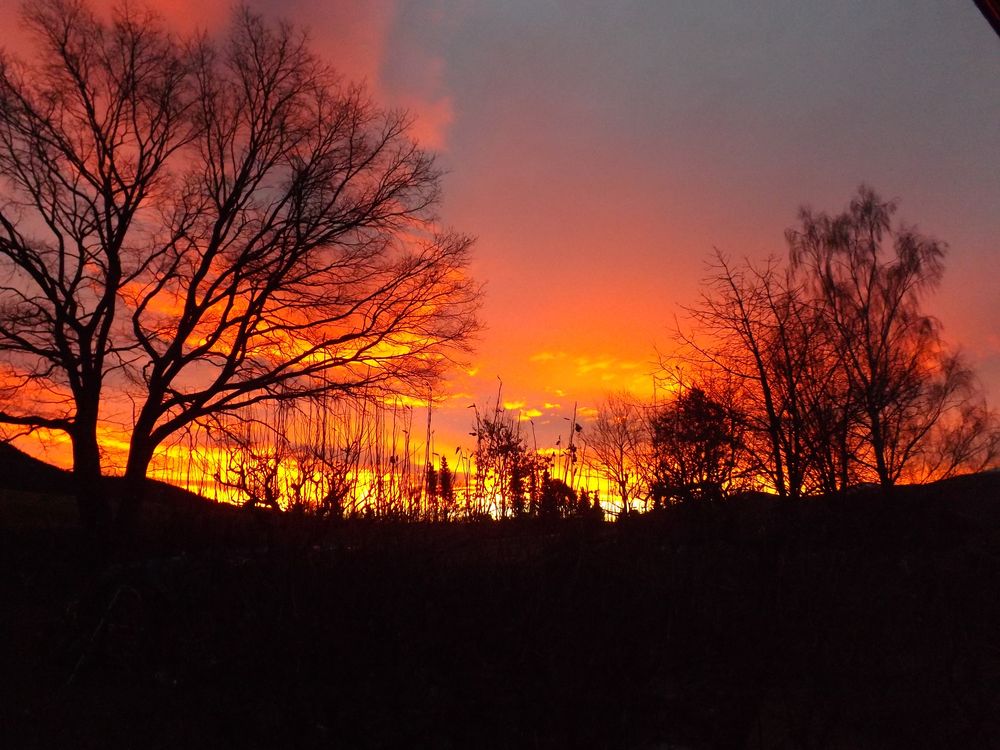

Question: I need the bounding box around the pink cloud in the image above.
[1,0,451,148]
[395,92,454,150]
[255,1,455,151]
[259,0,396,92]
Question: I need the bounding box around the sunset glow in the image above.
[1,0,997,508]
[5,6,1000,747]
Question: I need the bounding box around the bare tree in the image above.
[0,0,192,529]
[437,456,456,520]
[118,10,478,522]
[795,316,859,495]
[0,1,479,530]
[584,392,648,515]
[649,385,746,505]
[214,412,286,511]
[674,187,995,499]
[469,394,536,518]
[679,253,818,498]
[787,186,980,487]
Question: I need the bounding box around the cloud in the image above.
[253,0,396,88]
[52,1,454,151]
[375,2,459,151]
[530,351,563,362]
[142,0,231,34]
[575,357,613,375]
[383,37,454,149]
[396,94,453,151]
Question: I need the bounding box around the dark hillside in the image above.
[2,462,999,749]
[0,442,74,493]
[0,442,234,531]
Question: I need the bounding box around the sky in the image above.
[2,0,998,467]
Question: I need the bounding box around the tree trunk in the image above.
[71,385,108,535]
[618,478,630,517]
[868,407,892,488]
[116,434,157,534]
[71,423,109,536]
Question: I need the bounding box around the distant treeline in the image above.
[163,188,997,519]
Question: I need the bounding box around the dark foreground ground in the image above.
[2,459,999,748]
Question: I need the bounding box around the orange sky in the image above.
[2,0,998,471]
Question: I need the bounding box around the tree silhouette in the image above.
[438,456,455,521]
[0,0,192,530]
[216,416,285,511]
[649,386,744,505]
[676,187,997,496]
[680,254,820,498]
[468,396,544,518]
[0,1,479,531]
[584,393,648,515]
[787,186,984,486]
[537,470,577,520]
[425,461,439,521]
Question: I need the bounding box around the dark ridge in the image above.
[3,458,999,748]
[0,441,73,493]
[0,441,219,509]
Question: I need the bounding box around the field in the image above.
[2,449,1000,749]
